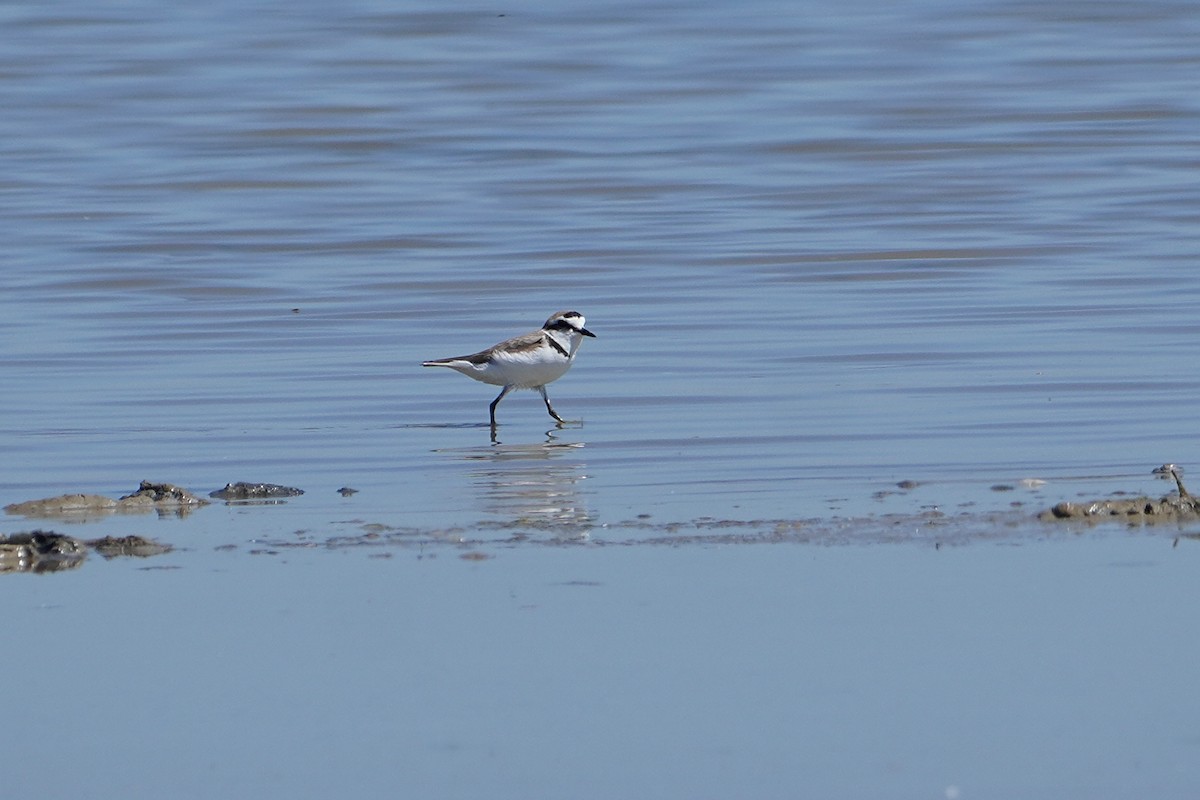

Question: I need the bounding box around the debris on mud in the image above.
[0,531,87,573]
[209,482,305,501]
[1040,465,1200,523]
[5,481,208,519]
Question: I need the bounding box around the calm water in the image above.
[3,0,1200,796]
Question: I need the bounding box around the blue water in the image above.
[9,536,1200,799]
[3,0,1200,796]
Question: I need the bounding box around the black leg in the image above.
[538,386,565,424]
[489,385,513,427]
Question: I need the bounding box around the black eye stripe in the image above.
[544,314,585,333]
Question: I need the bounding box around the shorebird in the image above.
[422,310,595,428]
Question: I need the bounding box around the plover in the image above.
[422,310,596,428]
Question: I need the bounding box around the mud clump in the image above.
[1,530,173,573]
[209,482,304,501]
[1041,496,1200,522]
[86,535,173,559]
[119,481,208,508]
[5,481,208,519]
[1041,466,1200,523]
[4,494,118,516]
[0,531,87,573]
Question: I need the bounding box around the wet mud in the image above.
[0,531,87,574]
[5,480,306,520]
[4,481,208,519]
[209,482,305,501]
[0,531,173,573]
[87,535,174,559]
[1042,495,1200,522]
[5,466,1200,573]
[228,508,1045,558]
[1039,466,1200,524]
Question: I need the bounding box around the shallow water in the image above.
[3,0,1200,796]
[9,535,1200,799]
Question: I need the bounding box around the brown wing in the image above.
[424,328,551,365]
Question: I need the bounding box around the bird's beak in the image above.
[580,327,596,338]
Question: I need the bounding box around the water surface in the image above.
[3,0,1200,796]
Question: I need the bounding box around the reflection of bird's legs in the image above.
[538,386,565,424]
[489,385,513,427]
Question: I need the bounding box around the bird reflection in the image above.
[440,431,593,537]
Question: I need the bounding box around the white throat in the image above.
[548,328,583,358]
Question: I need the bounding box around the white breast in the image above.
[486,345,574,388]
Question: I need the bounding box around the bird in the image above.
[422,310,596,428]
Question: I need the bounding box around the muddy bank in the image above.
[212,466,1200,557]
[229,508,1046,557]
[4,481,208,519]
[4,479,306,519]
[1039,466,1200,524]
[2,501,1193,574]
[5,466,1200,572]
[1042,495,1200,523]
